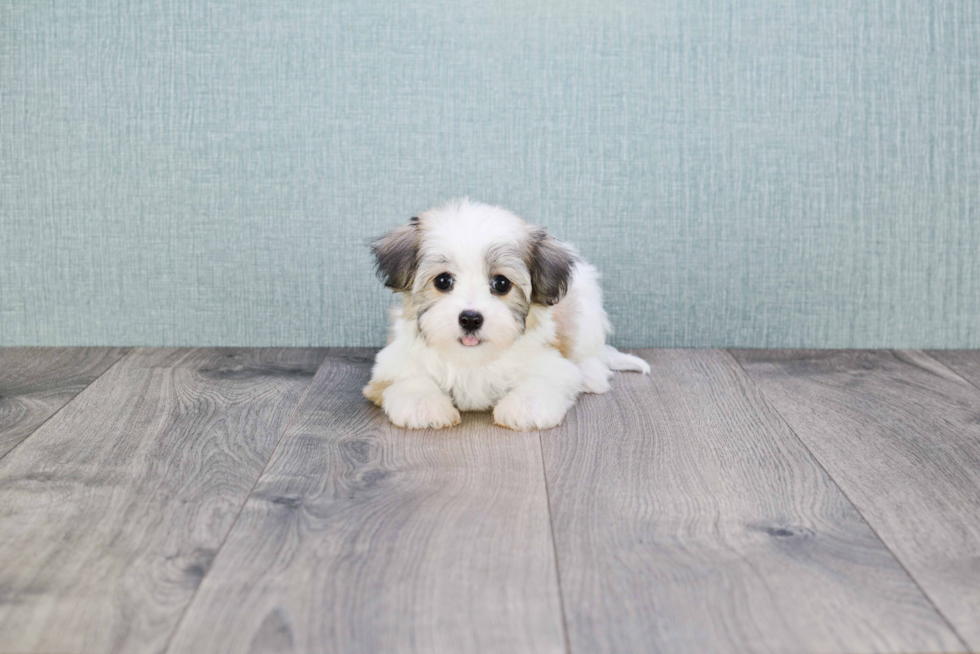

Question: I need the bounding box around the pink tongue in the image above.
[461,335,480,347]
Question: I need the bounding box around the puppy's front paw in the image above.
[384,391,460,430]
[579,357,612,394]
[493,392,569,431]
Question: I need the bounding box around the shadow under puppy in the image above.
[364,198,649,430]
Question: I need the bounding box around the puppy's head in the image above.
[372,198,575,362]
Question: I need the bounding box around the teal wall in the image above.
[2,1,978,348]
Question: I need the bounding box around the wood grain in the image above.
[0,347,129,459]
[0,347,326,653]
[732,348,980,651]
[927,350,980,390]
[166,349,565,654]
[542,349,965,654]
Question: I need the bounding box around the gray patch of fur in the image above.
[528,229,576,306]
[371,221,420,292]
[485,243,532,329]
[508,285,530,330]
[414,291,440,333]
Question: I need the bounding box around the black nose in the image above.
[458,310,484,332]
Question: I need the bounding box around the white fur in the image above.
[366,198,649,430]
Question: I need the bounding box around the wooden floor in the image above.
[1,349,979,654]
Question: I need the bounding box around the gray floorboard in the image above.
[0,347,129,459]
[542,349,965,654]
[927,349,980,391]
[0,348,326,653]
[732,348,980,651]
[3,348,980,654]
[165,349,566,654]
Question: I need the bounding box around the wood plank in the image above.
[927,350,980,390]
[543,349,965,654]
[166,349,566,654]
[0,347,129,459]
[0,347,327,653]
[732,349,980,651]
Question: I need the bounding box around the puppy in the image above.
[363,198,650,430]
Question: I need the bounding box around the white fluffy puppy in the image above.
[364,198,649,430]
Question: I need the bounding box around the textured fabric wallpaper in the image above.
[1,0,978,347]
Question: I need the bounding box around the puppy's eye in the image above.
[491,275,512,295]
[434,272,454,292]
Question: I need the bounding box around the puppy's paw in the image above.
[384,391,460,430]
[579,357,612,394]
[493,392,569,431]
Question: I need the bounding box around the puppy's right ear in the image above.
[371,217,421,292]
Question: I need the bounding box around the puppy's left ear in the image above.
[371,217,421,292]
[528,229,576,306]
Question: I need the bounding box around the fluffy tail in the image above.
[603,346,650,374]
